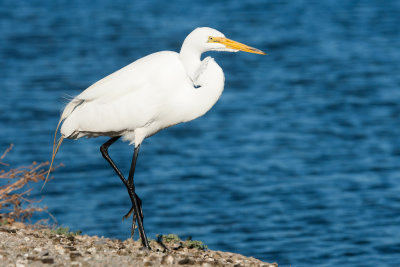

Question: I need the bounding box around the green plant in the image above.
[156,234,208,250]
[185,239,208,250]
[51,226,82,237]
[161,234,181,243]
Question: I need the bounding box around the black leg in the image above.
[101,136,136,218]
[127,145,150,249]
[100,137,150,249]
[126,145,144,221]
[100,136,128,187]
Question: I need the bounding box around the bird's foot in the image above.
[122,206,139,238]
[122,206,134,221]
[122,194,144,221]
[123,193,144,239]
[130,215,138,238]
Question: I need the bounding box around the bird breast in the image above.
[175,57,225,124]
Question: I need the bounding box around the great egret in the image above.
[46,27,265,249]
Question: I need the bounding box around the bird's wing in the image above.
[76,53,161,103]
[59,54,151,121]
[58,51,191,137]
[60,51,186,119]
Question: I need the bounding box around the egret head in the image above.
[181,27,266,55]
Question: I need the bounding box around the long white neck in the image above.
[179,46,225,123]
[180,42,202,81]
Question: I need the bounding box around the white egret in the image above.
[46,27,265,248]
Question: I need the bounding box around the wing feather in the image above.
[76,51,181,104]
[59,51,190,137]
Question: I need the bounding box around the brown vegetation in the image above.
[0,144,56,224]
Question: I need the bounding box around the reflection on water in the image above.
[2,0,400,265]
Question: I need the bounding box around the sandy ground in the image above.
[0,223,277,267]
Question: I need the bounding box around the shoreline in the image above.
[0,223,277,267]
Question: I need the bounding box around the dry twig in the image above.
[0,144,58,224]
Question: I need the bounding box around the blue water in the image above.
[2,0,400,265]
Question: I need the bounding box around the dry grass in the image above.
[0,144,57,224]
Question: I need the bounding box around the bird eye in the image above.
[208,36,214,42]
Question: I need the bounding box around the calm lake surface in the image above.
[2,0,400,266]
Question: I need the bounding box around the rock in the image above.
[94,239,107,246]
[12,222,26,229]
[70,252,83,259]
[161,254,175,265]
[178,257,193,265]
[39,251,50,257]
[33,247,42,253]
[15,259,27,267]
[41,258,54,264]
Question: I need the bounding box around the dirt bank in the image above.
[0,223,277,267]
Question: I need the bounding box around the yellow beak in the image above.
[210,37,266,55]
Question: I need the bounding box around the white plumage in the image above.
[60,52,223,145]
[45,27,265,247]
[53,27,264,147]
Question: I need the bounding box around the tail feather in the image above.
[43,136,64,190]
[52,118,63,159]
[43,98,83,190]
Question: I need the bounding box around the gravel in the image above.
[0,223,277,267]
